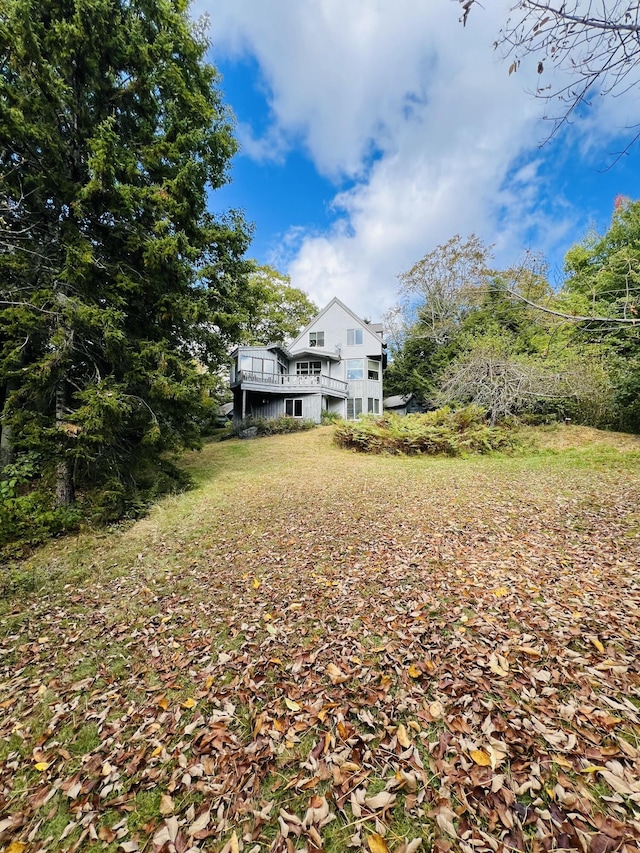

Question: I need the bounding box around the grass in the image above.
[1,424,640,851]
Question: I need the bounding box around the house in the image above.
[230,297,385,424]
[383,393,425,416]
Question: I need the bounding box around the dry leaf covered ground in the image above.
[2,426,640,853]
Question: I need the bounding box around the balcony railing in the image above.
[236,370,348,393]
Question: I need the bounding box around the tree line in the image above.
[384,198,640,430]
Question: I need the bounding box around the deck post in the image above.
[242,389,246,420]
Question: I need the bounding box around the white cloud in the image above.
[201,0,633,317]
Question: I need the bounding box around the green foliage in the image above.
[560,198,640,430]
[387,238,622,429]
[321,410,342,424]
[239,264,318,344]
[237,416,316,436]
[0,456,80,559]
[0,0,255,548]
[334,406,519,456]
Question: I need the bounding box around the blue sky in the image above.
[202,1,640,318]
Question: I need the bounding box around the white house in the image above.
[230,298,385,424]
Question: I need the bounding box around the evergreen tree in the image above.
[0,0,253,515]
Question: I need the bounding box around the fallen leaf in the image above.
[160,793,174,815]
[367,832,390,853]
[326,662,349,684]
[284,697,301,712]
[469,749,491,766]
[365,791,396,810]
[397,723,411,748]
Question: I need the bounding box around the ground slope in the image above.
[1,426,640,853]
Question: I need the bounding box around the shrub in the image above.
[333,406,519,456]
[235,416,316,436]
[0,460,81,560]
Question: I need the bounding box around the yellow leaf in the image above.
[252,577,260,589]
[5,843,28,853]
[204,676,214,691]
[489,653,509,677]
[397,723,411,748]
[516,646,542,658]
[590,637,605,654]
[152,745,163,757]
[470,749,491,766]
[230,830,240,853]
[326,663,349,684]
[493,586,509,597]
[407,664,421,679]
[284,697,301,712]
[367,832,390,853]
[34,761,49,772]
[581,765,606,773]
[157,696,169,710]
[182,697,196,709]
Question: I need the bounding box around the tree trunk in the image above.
[55,379,75,505]
[0,380,16,471]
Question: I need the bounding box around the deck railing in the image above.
[238,371,348,393]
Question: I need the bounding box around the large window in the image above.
[346,359,364,380]
[285,399,303,418]
[367,359,380,381]
[296,361,321,375]
[347,328,363,346]
[368,397,380,414]
[240,356,274,374]
[309,331,324,347]
[346,398,363,419]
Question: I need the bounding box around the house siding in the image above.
[232,298,384,424]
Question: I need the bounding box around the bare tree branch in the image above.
[458,1,640,152]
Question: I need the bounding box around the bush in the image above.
[321,410,342,424]
[333,406,520,456]
[235,416,316,436]
[0,458,81,560]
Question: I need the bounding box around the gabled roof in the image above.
[289,297,384,351]
[384,394,415,409]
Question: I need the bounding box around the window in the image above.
[346,398,363,419]
[240,356,274,374]
[368,398,380,414]
[347,328,363,346]
[285,398,303,418]
[346,359,364,380]
[309,331,324,347]
[367,359,380,381]
[296,361,321,375]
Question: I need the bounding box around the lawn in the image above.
[1,425,640,853]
